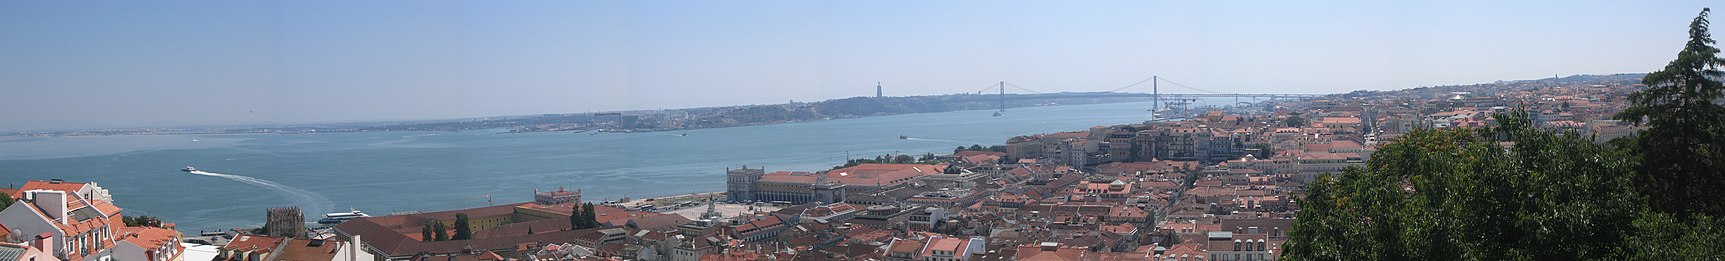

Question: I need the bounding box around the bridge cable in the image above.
[1155,77,1228,95]
[1103,76,1158,93]
[973,82,1006,94]
[1002,82,1046,94]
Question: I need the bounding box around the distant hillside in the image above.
[1333,73,1645,100]
[363,92,1158,133]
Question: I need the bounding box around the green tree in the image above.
[1616,7,1725,218]
[0,193,11,210]
[581,202,599,228]
[954,146,966,154]
[570,203,584,229]
[421,221,434,241]
[1285,115,1307,128]
[452,213,472,240]
[430,219,449,241]
[968,144,984,151]
[122,216,163,227]
[1283,110,1638,260]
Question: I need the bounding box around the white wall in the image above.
[0,201,66,259]
[110,242,147,261]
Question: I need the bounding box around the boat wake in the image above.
[187,170,333,214]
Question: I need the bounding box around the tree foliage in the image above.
[122,215,164,227]
[576,202,599,229]
[1616,7,1725,218]
[1285,115,1308,128]
[576,203,589,229]
[1287,9,1725,260]
[428,219,449,241]
[571,203,601,229]
[421,221,434,242]
[452,213,473,240]
[1284,111,1639,260]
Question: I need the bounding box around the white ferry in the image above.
[317,210,369,224]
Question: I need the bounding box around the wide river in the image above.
[0,100,1238,231]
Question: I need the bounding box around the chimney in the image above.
[27,190,68,224]
[33,232,52,255]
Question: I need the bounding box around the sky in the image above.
[0,1,1714,131]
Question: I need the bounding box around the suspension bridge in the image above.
[961,76,1324,120]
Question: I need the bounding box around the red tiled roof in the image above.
[758,163,943,187]
[888,238,925,254]
[922,237,963,257]
[273,238,343,261]
[117,227,180,250]
[90,201,122,216]
[19,180,85,196]
[223,235,286,253]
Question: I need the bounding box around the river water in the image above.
[0,100,1241,231]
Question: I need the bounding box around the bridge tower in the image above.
[1151,76,1159,121]
[998,81,1006,112]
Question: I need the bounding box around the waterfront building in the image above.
[533,187,580,205]
[723,166,764,203]
[263,207,305,239]
[727,163,942,205]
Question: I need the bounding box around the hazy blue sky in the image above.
[0,1,1713,131]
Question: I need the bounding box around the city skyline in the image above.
[0,1,1712,131]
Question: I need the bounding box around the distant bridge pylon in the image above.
[971,76,1324,118]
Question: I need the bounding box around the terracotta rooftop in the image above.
[757,163,944,187]
[223,235,286,253]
